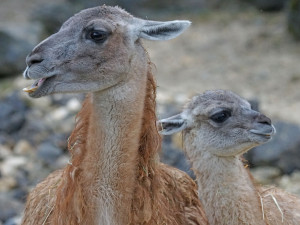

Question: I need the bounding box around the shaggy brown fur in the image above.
[258,186,300,225]
[21,68,207,225]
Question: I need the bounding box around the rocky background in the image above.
[0,0,300,224]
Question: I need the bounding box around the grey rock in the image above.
[0,194,23,222]
[44,133,68,151]
[10,188,28,203]
[13,140,34,155]
[0,144,11,160]
[0,156,27,177]
[246,121,300,174]
[0,134,15,147]
[37,142,63,165]
[17,120,51,144]
[0,176,17,192]
[14,169,30,189]
[0,30,32,77]
[0,92,27,134]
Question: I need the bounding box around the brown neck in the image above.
[85,83,146,224]
[189,150,266,225]
[52,64,154,224]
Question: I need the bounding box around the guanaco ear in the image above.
[138,20,191,41]
[157,114,187,135]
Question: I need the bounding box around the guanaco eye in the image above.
[210,110,231,123]
[89,30,109,43]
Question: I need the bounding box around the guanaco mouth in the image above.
[23,78,47,93]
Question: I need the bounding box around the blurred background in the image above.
[0,0,300,224]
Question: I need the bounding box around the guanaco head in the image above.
[158,90,276,157]
[23,5,191,98]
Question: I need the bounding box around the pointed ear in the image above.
[138,20,191,41]
[157,114,187,135]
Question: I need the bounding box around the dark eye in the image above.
[210,110,231,123]
[89,30,108,43]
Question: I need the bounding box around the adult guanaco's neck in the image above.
[188,149,266,225]
[84,77,146,224]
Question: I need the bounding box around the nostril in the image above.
[260,121,271,125]
[26,55,44,67]
[31,59,43,64]
[257,114,272,125]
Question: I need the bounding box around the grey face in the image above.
[23,6,191,98]
[158,90,276,157]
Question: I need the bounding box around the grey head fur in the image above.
[159,90,276,157]
[23,5,191,98]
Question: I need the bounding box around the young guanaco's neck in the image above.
[186,147,266,225]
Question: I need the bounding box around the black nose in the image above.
[26,54,44,67]
[256,114,272,125]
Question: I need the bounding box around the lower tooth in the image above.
[23,86,38,93]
